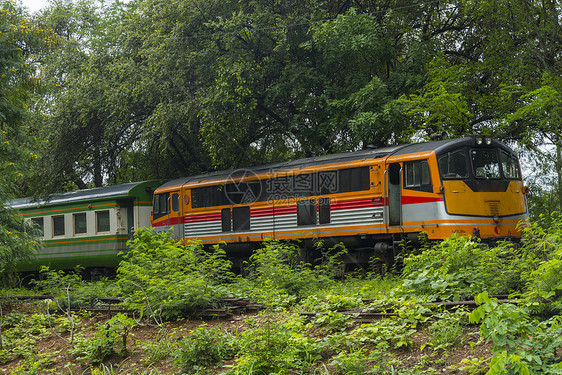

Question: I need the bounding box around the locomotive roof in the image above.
[158,144,405,189]
[158,136,515,190]
[11,180,163,210]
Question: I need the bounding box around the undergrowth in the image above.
[2,216,562,373]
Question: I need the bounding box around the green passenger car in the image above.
[11,180,166,272]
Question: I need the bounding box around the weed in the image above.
[117,228,234,319]
[71,313,135,365]
[329,348,372,374]
[313,311,355,333]
[227,312,324,374]
[91,364,162,375]
[469,291,562,374]
[142,339,172,365]
[399,235,528,301]
[422,311,467,352]
[174,324,238,374]
[236,241,345,308]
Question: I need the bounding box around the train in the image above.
[13,135,529,272]
[12,180,166,272]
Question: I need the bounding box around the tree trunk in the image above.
[557,143,562,212]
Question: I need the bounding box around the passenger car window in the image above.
[31,217,44,236]
[74,213,87,234]
[96,211,110,232]
[53,215,65,236]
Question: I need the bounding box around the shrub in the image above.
[422,311,467,352]
[174,324,238,374]
[235,241,343,307]
[117,228,234,319]
[469,292,562,374]
[227,312,324,374]
[520,214,562,312]
[399,235,528,301]
[71,313,135,365]
[33,266,86,308]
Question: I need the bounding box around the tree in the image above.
[32,0,561,194]
[35,0,440,186]
[401,0,561,210]
[0,0,53,279]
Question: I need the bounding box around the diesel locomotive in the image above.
[14,135,528,271]
[151,135,529,265]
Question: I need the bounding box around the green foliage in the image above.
[174,324,238,374]
[351,319,417,351]
[117,228,234,319]
[0,0,52,280]
[329,348,372,375]
[312,311,355,333]
[141,340,172,366]
[307,8,413,146]
[469,292,562,374]
[234,241,343,307]
[399,235,529,301]
[32,0,443,187]
[8,351,58,375]
[422,311,467,352]
[33,266,85,308]
[0,312,51,363]
[227,312,325,375]
[91,364,162,375]
[512,215,562,313]
[71,313,135,365]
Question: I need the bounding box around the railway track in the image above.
[2,294,517,322]
[1,295,264,319]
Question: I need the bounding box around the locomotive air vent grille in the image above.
[486,201,500,216]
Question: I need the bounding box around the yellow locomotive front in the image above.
[431,135,528,240]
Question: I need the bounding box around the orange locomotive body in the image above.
[151,136,528,261]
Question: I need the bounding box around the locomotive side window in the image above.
[404,160,431,190]
[232,206,250,231]
[438,150,468,179]
[339,167,370,193]
[53,215,65,237]
[471,149,500,179]
[171,193,180,212]
[96,210,110,233]
[318,198,331,224]
[191,166,370,209]
[221,208,232,232]
[225,181,262,204]
[297,199,317,226]
[74,213,87,235]
[267,175,294,200]
[191,186,226,208]
[153,192,170,219]
[500,151,521,180]
[31,217,44,236]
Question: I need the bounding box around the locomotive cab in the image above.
[435,135,528,239]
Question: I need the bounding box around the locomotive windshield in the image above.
[438,147,521,181]
[438,150,469,179]
[471,149,501,179]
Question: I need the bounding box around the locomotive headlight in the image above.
[485,136,492,145]
[475,135,483,145]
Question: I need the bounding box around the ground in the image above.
[0,303,492,375]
